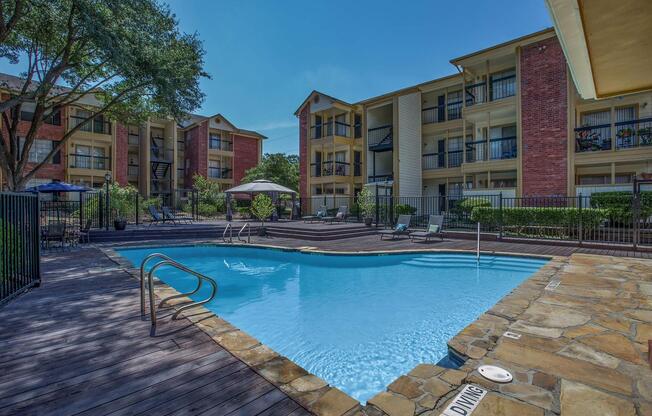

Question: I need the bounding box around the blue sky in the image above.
[0,0,552,155]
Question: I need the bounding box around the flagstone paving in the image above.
[360,254,652,416]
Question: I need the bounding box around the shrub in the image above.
[394,204,417,216]
[470,206,608,237]
[458,198,492,215]
[251,194,275,226]
[192,175,227,216]
[356,188,375,219]
[590,191,652,223]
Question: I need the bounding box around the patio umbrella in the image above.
[26,181,91,193]
[224,179,297,221]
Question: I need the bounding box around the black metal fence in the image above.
[1,192,40,305]
[303,192,652,248]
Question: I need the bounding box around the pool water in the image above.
[117,245,548,403]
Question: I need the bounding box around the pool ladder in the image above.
[140,253,218,327]
[222,223,251,243]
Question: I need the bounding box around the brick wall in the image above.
[183,120,208,187]
[298,105,309,203]
[114,123,129,185]
[520,36,569,197]
[232,134,260,185]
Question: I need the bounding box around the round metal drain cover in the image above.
[478,365,512,383]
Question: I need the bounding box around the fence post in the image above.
[79,192,84,232]
[498,192,503,240]
[375,184,379,227]
[135,192,140,225]
[98,192,104,229]
[578,193,583,246]
[633,193,640,250]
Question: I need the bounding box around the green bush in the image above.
[192,175,227,216]
[394,204,417,216]
[458,198,492,215]
[590,191,652,223]
[471,206,608,237]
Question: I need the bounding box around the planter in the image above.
[114,219,127,231]
[364,217,373,227]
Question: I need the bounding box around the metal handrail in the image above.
[222,223,233,242]
[238,223,251,243]
[139,253,218,327]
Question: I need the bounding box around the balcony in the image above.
[68,154,110,170]
[368,125,393,150]
[69,115,111,135]
[615,118,652,150]
[422,101,463,125]
[465,136,517,162]
[128,133,139,146]
[209,136,233,151]
[209,167,232,179]
[465,74,516,106]
[310,161,350,177]
[368,174,393,183]
[311,121,351,139]
[128,164,139,176]
[575,124,612,152]
[422,150,463,170]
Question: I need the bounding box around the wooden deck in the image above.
[0,247,310,416]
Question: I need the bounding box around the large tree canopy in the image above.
[0,0,208,190]
[242,153,299,191]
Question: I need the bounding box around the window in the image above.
[209,133,221,149]
[92,147,106,170]
[615,173,634,184]
[490,69,516,100]
[581,110,610,127]
[75,145,92,168]
[577,175,610,185]
[208,160,221,178]
[20,138,56,164]
[615,106,636,123]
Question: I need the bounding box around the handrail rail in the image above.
[139,253,218,327]
[223,223,233,242]
[238,223,251,243]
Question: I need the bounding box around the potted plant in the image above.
[113,210,127,230]
[357,187,375,227]
[251,194,275,236]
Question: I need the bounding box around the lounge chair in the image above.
[79,219,93,244]
[162,206,193,225]
[409,215,444,242]
[322,206,348,224]
[379,214,412,240]
[302,205,327,223]
[147,205,164,226]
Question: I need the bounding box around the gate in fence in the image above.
[0,192,40,306]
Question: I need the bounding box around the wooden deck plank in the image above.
[255,398,302,416]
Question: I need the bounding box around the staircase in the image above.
[265,224,378,241]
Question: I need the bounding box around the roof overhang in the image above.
[546,0,652,99]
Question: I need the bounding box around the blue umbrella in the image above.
[26,181,91,193]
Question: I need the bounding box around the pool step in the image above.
[265,225,378,241]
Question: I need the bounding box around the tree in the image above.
[0,0,208,190]
[242,153,298,191]
[250,193,274,227]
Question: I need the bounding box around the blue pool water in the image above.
[117,245,548,403]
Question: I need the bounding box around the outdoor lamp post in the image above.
[104,172,112,231]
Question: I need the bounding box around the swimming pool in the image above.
[117,245,548,403]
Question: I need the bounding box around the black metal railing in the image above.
[208,167,232,179]
[490,136,517,159]
[422,105,445,124]
[68,154,110,170]
[311,121,352,139]
[368,125,393,148]
[490,74,516,100]
[465,140,487,163]
[465,81,486,106]
[447,101,463,120]
[1,192,40,306]
[69,115,111,135]
[615,118,652,149]
[448,150,463,167]
[422,152,446,170]
[322,161,349,176]
[575,123,612,152]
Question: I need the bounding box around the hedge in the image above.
[590,191,652,223]
[470,206,608,234]
[458,198,492,215]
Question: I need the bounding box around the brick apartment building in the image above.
[295,28,652,211]
[0,72,265,198]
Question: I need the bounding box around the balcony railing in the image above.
[311,121,351,139]
[575,123,612,152]
[368,174,393,183]
[128,133,139,145]
[208,167,232,179]
[615,118,652,149]
[209,138,233,151]
[422,150,463,170]
[448,150,463,167]
[310,161,350,177]
[69,154,110,170]
[422,101,462,125]
[69,115,111,135]
[465,74,516,107]
[128,164,139,176]
[465,136,517,162]
[368,125,393,149]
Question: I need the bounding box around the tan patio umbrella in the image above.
[224,179,297,221]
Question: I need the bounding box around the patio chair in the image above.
[302,205,327,223]
[43,222,66,250]
[162,206,193,225]
[147,205,164,226]
[378,215,412,240]
[79,219,93,244]
[322,206,348,224]
[409,215,444,242]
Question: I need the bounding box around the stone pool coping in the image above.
[100,241,651,415]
